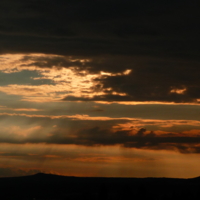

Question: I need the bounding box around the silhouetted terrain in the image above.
[0,173,200,200]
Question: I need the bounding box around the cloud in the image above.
[1,53,200,104]
[2,111,200,129]
[41,127,200,154]
[0,54,133,102]
[0,0,199,59]
[0,107,42,112]
[86,57,200,103]
[1,115,200,154]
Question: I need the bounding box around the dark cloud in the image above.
[45,127,200,154]
[63,95,133,102]
[1,117,200,154]
[59,54,200,103]
[0,0,199,58]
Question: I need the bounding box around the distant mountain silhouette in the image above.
[190,176,200,180]
[33,172,75,178]
[34,172,50,176]
[0,173,200,200]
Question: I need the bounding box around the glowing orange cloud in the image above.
[0,54,131,102]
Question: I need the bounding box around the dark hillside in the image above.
[0,173,199,200]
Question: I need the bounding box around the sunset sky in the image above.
[0,0,200,178]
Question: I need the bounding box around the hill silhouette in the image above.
[0,173,200,200]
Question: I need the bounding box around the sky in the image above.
[0,0,200,178]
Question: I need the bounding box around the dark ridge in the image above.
[34,172,50,176]
[0,173,200,200]
[190,176,200,179]
[33,172,60,177]
[32,172,76,178]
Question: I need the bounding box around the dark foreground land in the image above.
[0,173,200,200]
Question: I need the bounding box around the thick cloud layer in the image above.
[0,0,199,58]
